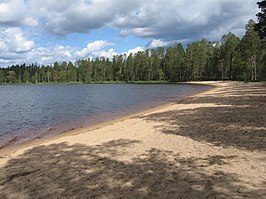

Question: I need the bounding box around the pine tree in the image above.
[255,0,266,38]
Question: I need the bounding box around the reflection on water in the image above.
[0,84,211,147]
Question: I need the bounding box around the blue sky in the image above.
[0,0,259,67]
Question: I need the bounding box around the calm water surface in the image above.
[0,84,211,147]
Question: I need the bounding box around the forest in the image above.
[0,19,265,84]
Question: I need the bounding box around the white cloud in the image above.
[23,17,38,26]
[146,39,191,49]
[0,27,74,66]
[0,28,34,53]
[92,49,118,59]
[146,40,170,48]
[0,41,6,51]
[0,0,260,66]
[124,47,145,56]
[113,0,258,41]
[0,0,258,40]
[23,0,258,42]
[75,40,113,58]
[0,59,15,65]
[0,0,26,23]
[26,45,74,65]
[0,0,37,26]
[27,0,142,35]
[0,36,117,66]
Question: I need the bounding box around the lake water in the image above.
[0,83,211,148]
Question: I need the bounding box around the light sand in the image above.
[0,81,265,198]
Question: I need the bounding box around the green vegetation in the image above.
[255,0,266,38]
[0,18,265,84]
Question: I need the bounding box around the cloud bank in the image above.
[0,0,259,66]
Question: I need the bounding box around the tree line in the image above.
[0,19,265,84]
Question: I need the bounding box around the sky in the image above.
[0,0,259,67]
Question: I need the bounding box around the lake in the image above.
[0,83,211,148]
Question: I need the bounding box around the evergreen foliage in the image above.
[0,20,266,84]
[255,0,266,38]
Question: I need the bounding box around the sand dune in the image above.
[0,81,266,198]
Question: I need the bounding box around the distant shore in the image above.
[1,80,263,86]
[0,80,170,85]
[0,81,265,198]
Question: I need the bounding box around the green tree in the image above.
[124,53,135,81]
[23,70,30,83]
[239,19,261,81]
[220,32,241,80]
[66,61,77,82]
[150,49,163,80]
[134,51,149,81]
[46,70,51,83]
[208,44,221,80]
[255,0,266,38]
[165,47,175,81]
[175,43,186,81]
[0,70,5,84]
[185,40,209,80]
[6,70,16,83]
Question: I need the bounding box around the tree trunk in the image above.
[250,55,256,81]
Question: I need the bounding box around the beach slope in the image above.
[0,81,265,198]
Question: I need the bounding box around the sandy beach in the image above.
[0,81,265,198]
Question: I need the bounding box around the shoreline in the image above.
[0,82,215,156]
[1,81,265,198]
